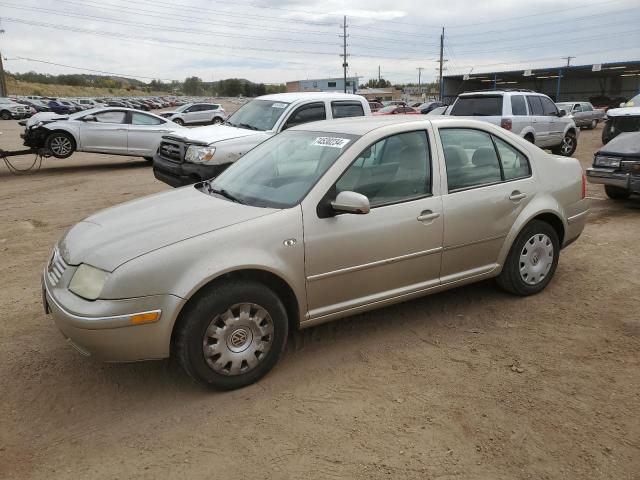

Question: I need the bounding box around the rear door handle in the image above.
[116,128,128,131]
[509,191,527,202]
[417,210,440,223]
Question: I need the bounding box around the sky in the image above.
[1,0,639,85]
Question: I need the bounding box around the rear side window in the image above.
[440,129,502,191]
[510,95,528,115]
[331,101,365,119]
[132,112,163,125]
[450,96,503,116]
[540,97,559,116]
[526,96,544,116]
[494,137,530,180]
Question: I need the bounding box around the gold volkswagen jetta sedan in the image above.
[43,116,589,389]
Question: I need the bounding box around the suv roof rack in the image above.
[460,88,537,94]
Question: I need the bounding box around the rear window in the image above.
[450,96,503,116]
[331,101,365,119]
[510,95,528,115]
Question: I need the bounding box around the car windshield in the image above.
[556,103,572,110]
[224,99,290,131]
[450,95,502,116]
[174,103,193,113]
[627,93,640,106]
[202,130,358,208]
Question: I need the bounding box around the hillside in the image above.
[6,77,171,97]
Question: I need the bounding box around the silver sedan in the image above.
[22,107,184,160]
[43,116,589,389]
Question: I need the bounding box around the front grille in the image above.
[159,139,184,163]
[47,249,68,286]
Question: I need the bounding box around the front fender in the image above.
[44,123,80,145]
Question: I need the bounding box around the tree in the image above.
[364,78,391,88]
[183,76,204,95]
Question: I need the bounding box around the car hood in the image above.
[26,112,69,127]
[164,124,269,145]
[606,107,640,118]
[598,132,640,157]
[58,186,277,271]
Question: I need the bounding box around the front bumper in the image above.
[8,111,30,119]
[21,126,48,149]
[153,152,229,187]
[44,273,185,362]
[586,168,640,193]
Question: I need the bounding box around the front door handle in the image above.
[417,210,440,223]
[509,191,527,202]
[116,128,128,131]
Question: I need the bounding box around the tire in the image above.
[588,119,597,130]
[604,185,631,200]
[143,156,154,164]
[602,122,613,144]
[0,110,11,120]
[45,131,76,158]
[173,118,184,126]
[524,134,535,144]
[552,131,577,156]
[497,220,560,296]
[174,280,289,390]
[212,117,223,125]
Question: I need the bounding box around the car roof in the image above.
[459,90,540,96]
[256,92,365,103]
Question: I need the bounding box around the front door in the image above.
[79,110,129,154]
[303,130,443,319]
[438,127,536,281]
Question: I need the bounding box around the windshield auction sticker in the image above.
[312,137,351,148]
[271,103,287,109]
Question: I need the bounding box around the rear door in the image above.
[330,101,365,120]
[79,110,129,153]
[127,112,173,156]
[526,95,550,146]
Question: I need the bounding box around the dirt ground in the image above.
[0,113,638,480]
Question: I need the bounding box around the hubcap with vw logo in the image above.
[202,303,274,376]
[519,234,554,286]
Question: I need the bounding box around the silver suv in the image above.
[161,102,226,126]
[448,90,579,156]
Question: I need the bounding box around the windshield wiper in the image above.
[238,123,259,131]
[206,183,244,204]
[224,121,237,127]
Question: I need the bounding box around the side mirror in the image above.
[82,114,96,122]
[620,102,626,108]
[559,109,567,117]
[331,191,370,215]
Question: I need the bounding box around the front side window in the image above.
[540,97,559,116]
[207,130,358,208]
[283,102,326,129]
[225,99,290,131]
[440,129,501,191]
[132,112,163,125]
[94,111,127,124]
[335,131,431,207]
[331,101,364,119]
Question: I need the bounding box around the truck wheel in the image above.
[497,220,560,296]
[0,110,11,120]
[604,185,631,200]
[45,131,76,158]
[588,119,597,130]
[174,280,289,390]
[552,131,577,156]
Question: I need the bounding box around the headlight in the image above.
[594,155,621,168]
[69,264,110,300]
[185,145,216,163]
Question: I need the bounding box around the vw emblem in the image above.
[230,329,248,348]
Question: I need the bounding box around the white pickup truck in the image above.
[153,92,371,186]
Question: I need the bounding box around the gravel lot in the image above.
[0,113,638,479]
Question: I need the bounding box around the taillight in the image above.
[500,118,512,130]
[581,173,586,199]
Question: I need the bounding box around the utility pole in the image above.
[438,27,445,101]
[378,65,381,83]
[0,27,6,97]
[339,16,349,93]
[562,56,575,67]
[417,67,424,100]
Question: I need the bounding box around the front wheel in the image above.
[45,131,76,158]
[605,185,631,200]
[174,280,289,390]
[173,118,184,126]
[588,119,597,130]
[497,220,560,296]
[552,131,577,156]
[0,110,11,120]
[212,117,223,125]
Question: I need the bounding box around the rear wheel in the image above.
[497,220,560,296]
[552,131,577,156]
[604,185,631,200]
[45,131,76,158]
[174,280,289,390]
[0,110,11,120]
